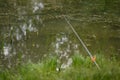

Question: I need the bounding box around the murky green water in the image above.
[0,0,120,69]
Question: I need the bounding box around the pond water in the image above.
[0,0,120,69]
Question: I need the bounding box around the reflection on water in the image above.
[33,2,44,13]
[0,0,44,68]
[3,44,11,56]
[52,33,79,69]
[0,0,120,69]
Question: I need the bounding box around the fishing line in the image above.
[63,15,101,70]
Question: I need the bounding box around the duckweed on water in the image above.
[0,54,120,80]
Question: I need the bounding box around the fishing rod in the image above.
[63,15,101,70]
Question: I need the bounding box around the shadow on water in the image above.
[0,0,120,69]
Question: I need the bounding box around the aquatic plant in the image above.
[0,53,119,80]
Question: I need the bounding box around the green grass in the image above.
[0,54,120,80]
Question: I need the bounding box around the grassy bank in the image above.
[0,54,120,80]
